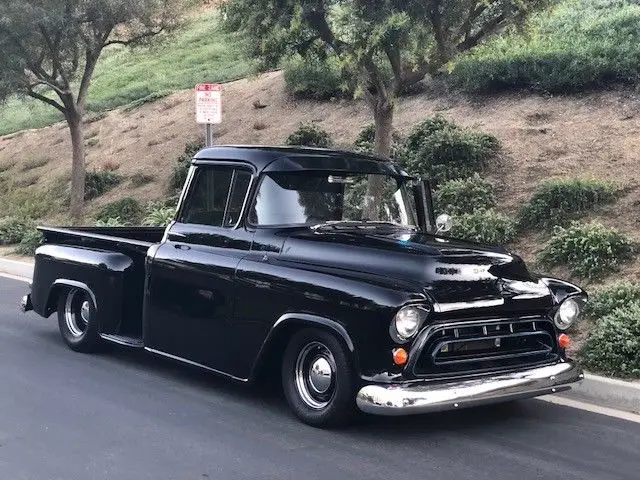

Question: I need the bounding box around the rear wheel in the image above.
[57,288,102,353]
[282,328,356,427]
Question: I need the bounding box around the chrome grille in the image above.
[413,317,558,377]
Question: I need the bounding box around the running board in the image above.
[100,334,144,348]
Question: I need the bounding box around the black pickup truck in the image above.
[22,145,585,427]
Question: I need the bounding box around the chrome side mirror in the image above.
[435,214,452,234]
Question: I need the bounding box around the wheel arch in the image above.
[45,280,97,317]
[249,313,358,383]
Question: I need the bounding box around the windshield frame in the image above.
[246,170,420,229]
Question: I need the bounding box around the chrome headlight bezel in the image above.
[554,295,586,330]
[390,305,430,343]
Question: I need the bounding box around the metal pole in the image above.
[205,123,214,147]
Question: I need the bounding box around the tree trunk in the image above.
[364,96,394,220]
[67,112,86,225]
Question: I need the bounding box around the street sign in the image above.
[195,83,222,124]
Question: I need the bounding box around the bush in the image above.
[519,179,617,230]
[450,0,640,94]
[402,116,500,186]
[435,175,496,216]
[96,198,142,225]
[143,204,176,227]
[286,123,331,148]
[85,170,122,200]
[283,54,353,100]
[538,222,633,279]
[449,209,517,245]
[169,141,203,192]
[585,282,640,319]
[0,217,34,245]
[581,302,640,378]
[131,172,154,187]
[353,123,407,162]
[95,217,126,227]
[14,229,43,256]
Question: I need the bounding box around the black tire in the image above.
[282,328,356,427]
[57,288,102,353]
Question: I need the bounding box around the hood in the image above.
[280,228,554,315]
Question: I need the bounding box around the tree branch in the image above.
[104,27,165,47]
[301,3,344,55]
[37,24,70,88]
[384,44,403,95]
[455,1,487,44]
[428,0,449,63]
[457,13,507,52]
[27,87,66,114]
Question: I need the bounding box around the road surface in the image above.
[0,277,638,480]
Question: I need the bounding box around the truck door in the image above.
[144,164,254,373]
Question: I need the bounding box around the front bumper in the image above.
[356,360,583,416]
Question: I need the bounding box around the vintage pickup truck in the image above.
[21,145,586,427]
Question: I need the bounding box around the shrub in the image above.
[449,209,517,245]
[585,282,640,319]
[286,123,331,148]
[131,172,154,187]
[283,54,353,100]
[0,217,34,245]
[353,123,407,162]
[537,222,633,279]
[581,302,640,378]
[435,175,496,216]
[519,179,617,230]
[450,0,640,94]
[169,141,203,192]
[143,204,176,226]
[96,198,142,225]
[85,170,122,200]
[95,217,126,227]
[14,229,43,256]
[402,116,500,186]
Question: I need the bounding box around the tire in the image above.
[281,328,356,427]
[57,288,102,353]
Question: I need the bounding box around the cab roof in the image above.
[192,145,408,177]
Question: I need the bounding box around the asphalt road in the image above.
[1,277,639,480]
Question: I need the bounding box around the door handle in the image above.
[174,244,191,250]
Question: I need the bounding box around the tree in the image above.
[223,0,552,217]
[0,0,182,223]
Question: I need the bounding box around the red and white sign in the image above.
[195,83,222,124]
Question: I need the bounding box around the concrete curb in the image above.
[1,257,639,414]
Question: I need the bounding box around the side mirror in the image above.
[435,214,453,234]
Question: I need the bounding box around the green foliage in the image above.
[449,209,517,245]
[284,54,354,100]
[519,179,618,230]
[95,217,126,227]
[538,222,634,279]
[402,116,500,186]
[286,123,332,148]
[170,141,203,192]
[96,198,143,225]
[581,302,640,378]
[451,0,640,94]
[0,217,34,245]
[84,170,122,200]
[143,204,176,227]
[435,175,496,216]
[585,282,640,319]
[353,123,407,161]
[14,229,44,256]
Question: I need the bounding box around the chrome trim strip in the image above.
[144,347,248,383]
[356,360,583,416]
[433,298,505,313]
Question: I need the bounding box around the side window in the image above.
[179,167,251,227]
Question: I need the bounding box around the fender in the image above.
[540,277,587,305]
[249,313,357,382]
[46,279,98,315]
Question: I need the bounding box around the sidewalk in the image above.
[1,257,638,415]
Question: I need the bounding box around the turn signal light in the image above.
[558,333,571,349]
[393,348,408,366]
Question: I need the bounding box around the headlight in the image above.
[554,297,583,330]
[391,305,429,342]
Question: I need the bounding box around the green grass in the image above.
[0,12,254,136]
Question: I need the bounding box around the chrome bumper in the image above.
[356,361,583,416]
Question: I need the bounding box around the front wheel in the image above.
[282,328,356,427]
[57,288,102,353]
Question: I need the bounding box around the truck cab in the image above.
[22,146,586,427]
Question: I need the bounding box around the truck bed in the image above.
[39,226,166,254]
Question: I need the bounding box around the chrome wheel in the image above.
[295,341,336,409]
[64,289,90,338]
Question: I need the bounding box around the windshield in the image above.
[249,172,418,227]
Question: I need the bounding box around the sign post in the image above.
[195,84,222,147]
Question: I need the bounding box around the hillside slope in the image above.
[1,70,639,284]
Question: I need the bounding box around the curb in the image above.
[1,258,638,415]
